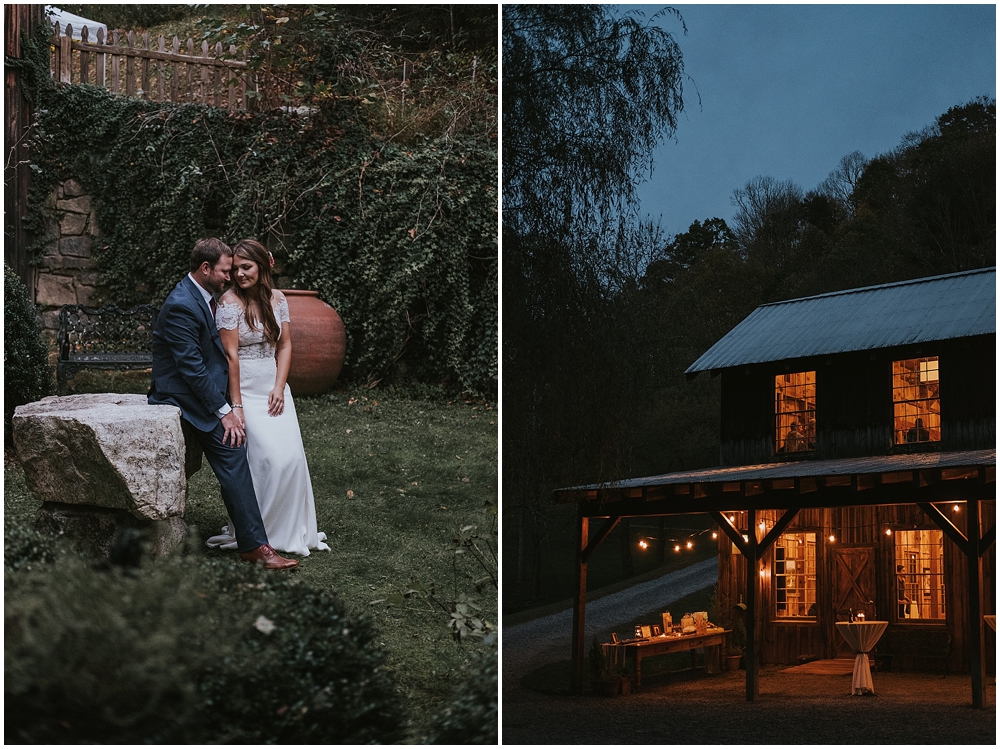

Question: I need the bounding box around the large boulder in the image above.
[12,394,193,520]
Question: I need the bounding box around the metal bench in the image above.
[874,629,952,677]
[57,304,158,394]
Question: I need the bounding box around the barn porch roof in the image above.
[553,448,995,514]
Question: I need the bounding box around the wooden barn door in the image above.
[832,547,876,657]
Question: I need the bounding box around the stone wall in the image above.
[34,177,101,342]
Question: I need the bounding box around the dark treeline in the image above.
[502,5,995,611]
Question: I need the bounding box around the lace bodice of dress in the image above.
[216,297,290,361]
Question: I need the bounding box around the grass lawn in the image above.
[5,385,497,742]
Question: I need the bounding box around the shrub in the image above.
[3,520,61,572]
[426,648,497,745]
[5,551,406,744]
[4,265,51,441]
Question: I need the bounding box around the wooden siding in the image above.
[716,502,995,670]
[5,5,45,289]
[719,335,995,466]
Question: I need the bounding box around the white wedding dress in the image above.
[206,297,329,556]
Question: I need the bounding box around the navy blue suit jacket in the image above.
[148,276,229,432]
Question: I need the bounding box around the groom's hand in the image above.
[221,410,246,447]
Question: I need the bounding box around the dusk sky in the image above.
[625,3,997,236]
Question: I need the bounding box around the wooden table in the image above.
[835,621,888,695]
[604,629,729,690]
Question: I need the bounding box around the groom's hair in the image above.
[189,238,233,272]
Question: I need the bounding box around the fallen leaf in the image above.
[346,429,352,434]
[346,489,354,499]
[408,228,416,239]
[462,477,470,483]
[254,615,276,635]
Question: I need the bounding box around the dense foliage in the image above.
[4,265,52,440]
[4,529,406,744]
[425,648,498,745]
[21,12,496,393]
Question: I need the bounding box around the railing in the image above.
[51,22,254,111]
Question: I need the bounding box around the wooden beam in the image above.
[710,511,747,557]
[745,508,759,701]
[581,516,620,564]
[966,498,985,709]
[979,524,994,556]
[917,502,970,556]
[758,508,800,555]
[571,513,589,696]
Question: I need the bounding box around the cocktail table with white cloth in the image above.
[835,621,888,695]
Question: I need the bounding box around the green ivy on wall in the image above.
[21,31,496,394]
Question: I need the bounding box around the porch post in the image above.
[571,513,589,695]
[967,497,985,709]
[745,507,759,701]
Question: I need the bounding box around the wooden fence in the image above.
[50,22,255,111]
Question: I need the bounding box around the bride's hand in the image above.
[268,386,285,416]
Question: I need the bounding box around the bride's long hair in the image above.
[231,239,281,345]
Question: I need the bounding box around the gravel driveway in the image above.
[502,556,718,691]
[501,559,996,744]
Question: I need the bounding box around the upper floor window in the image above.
[892,357,940,445]
[775,371,815,454]
[774,532,817,618]
[894,529,946,621]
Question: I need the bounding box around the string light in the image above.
[674,544,681,552]
[638,538,649,550]
[885,528,892,536]
[952,504,960,512]
[686,540,693,549]
[828,534,836,543]
[711,532,718,539]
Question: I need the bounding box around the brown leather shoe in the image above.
[239,544,299,570]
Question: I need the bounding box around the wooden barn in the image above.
[555,268,995,706]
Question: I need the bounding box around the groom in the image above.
[148,238,298,570]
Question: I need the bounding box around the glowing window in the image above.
[894,529,946,621]
[774,533,817,618]
[775,371,816,454]
[892,357,940,444]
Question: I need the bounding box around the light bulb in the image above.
[674,544,680,552]
[885,528,892,536]
[828,534,836,543]
[711,532,718,539]
[686,540,693,549]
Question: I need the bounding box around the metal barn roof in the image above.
[686,267,995,373]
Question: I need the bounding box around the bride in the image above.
[206,238,329,556]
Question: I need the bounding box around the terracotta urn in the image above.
[279,289,346,396]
